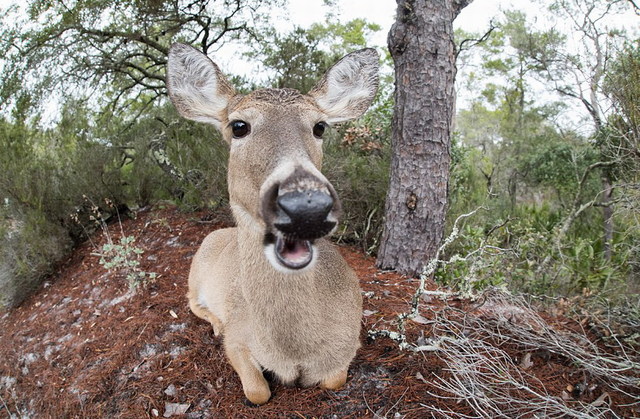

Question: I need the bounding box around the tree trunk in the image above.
[377,0,472,277]
[601,170,614,261]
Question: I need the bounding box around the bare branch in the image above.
[456,20,497,60]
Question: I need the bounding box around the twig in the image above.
[0,393,12,416]
[368,207,488,350]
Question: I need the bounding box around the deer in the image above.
[166,43,379,405]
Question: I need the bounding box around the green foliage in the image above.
[255,26,332,91]
[97,235,157,290]
[0,208,71,308]
[308,18,381,54]
[0,0,283,118]
[448,135,490,220]
[161,116,230,209]
[435,205,633,297]
[448,9,638,299]
[520,138,600,201]
[0,98,176,306]
[604,40,640,137]
[253,18,382,91]
[602,40,640,180]
[323,54,393,253]
[76,198,157,290]
[324,124,390,254]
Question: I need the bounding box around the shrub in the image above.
[95,235,156,291]
[0,209,71,308]
[324,123,390,254]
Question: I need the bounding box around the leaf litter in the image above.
[0,205,637,418]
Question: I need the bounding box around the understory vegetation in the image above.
[0,0,638,317]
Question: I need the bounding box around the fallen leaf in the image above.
[519,353,533,370]
[590,392,610,407]
[415,372,428,384]
[411,314,430,325]
[169,310,178,319]
[363,310,378,317]
[164,384,177,397]
[163,402,190,417]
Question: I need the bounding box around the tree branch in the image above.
[74,26,169,55]
[456,20,496,60]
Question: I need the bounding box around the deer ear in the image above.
[166,43,236,128]
[309,48,379,124]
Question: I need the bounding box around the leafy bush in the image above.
[160,116,229,210]
[434,203,634,298]
[0,209,71,307]
[324,122,390,254]
[96,235,156,290]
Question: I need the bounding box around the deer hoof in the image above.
[320,369,348,390]
[244,386,271,406]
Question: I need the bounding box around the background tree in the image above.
[602,40,640,279]
[444,2,639,294]
[525,0,633,261]
[252,19,381,92]
[377,0,472,276]
[0,0,281,116]
[0,0,284,201]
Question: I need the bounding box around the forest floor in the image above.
[0,205,638,418]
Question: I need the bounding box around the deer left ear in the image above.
[308,48,380,124]
[166,43,236,129]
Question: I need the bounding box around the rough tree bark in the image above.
[377,0,472,276]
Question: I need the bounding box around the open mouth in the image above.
[274,234,313,270]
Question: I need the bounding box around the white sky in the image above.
[216,0,514,81]
[0,0,638,124]
[0,0,536,71]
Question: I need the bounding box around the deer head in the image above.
[166,43,379,272]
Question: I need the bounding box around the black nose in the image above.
[274,190,335,239]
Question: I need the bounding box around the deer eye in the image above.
[313,122,327,139]
[231,120,250,138]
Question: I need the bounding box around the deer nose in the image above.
[274,190,335,239]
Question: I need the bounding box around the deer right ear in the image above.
[309,48,379,124]
[166,43,236,129]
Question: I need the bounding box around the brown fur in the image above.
[167,43,379,405]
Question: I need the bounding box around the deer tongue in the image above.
[275,235,312,269]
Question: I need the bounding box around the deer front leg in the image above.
[225,342,271,405]
[188,296,224,336]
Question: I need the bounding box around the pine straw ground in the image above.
[0,206,638,418]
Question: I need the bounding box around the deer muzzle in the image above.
[261,167,340,271]
[274,190,335,239]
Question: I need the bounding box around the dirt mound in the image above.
[1,206,638,418]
